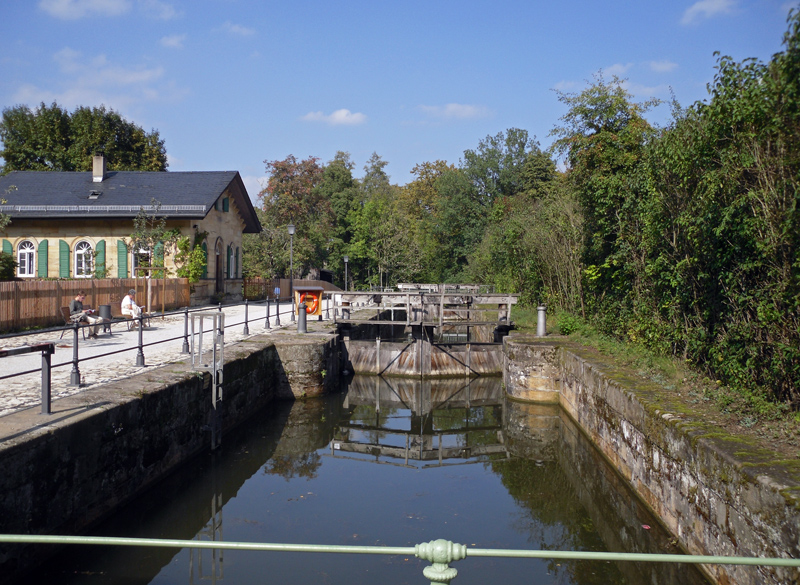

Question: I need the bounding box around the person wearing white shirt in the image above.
[121,289,145,326]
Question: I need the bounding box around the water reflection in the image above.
[331,376,507,467]
[26,375,711,585]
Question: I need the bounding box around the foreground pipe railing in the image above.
[1,535,798,585]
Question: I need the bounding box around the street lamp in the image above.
[288,223,295,322]
[343,255,349,292]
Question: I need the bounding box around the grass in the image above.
[511,306,800,456]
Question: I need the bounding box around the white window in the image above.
[74,241,93,278]
[132,247,151,277]
[17,240,35,277]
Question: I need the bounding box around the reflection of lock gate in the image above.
[299,292,319,314]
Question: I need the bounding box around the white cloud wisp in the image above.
[681,0,736,25]
[301,109,367,126]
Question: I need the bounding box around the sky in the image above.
[1,0,798,202]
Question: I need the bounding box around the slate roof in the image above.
[0,170,261,233]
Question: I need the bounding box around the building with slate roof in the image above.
[0,156,261,297]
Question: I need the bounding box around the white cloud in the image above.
[139,0,180,20]
[621,80,670,98]
[221,21,256,36]
[40,0,179,19]
[649,60,678,73]
[681,0,736,25]
[160,34,186,49]
[418,103,491,120]
[604,63,633,77]
[301,109,367,126]
[39,0,131,19]
[13,47,187,112]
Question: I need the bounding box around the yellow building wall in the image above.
[1,189,248,281]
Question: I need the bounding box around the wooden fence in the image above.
[243,278,342,301]
[0,278,190,332]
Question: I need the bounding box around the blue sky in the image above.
[1,0,797,201]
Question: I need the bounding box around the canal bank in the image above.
[0,327,339,582]
[504,334,800,585]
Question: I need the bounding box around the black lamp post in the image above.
[288,223,295,322]
[343,255,349,292]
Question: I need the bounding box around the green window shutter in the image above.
[38,240,48,277]
[2,240,11,255]
[95,240,106,276]
[201,242,208,278]
[117,240,128,278]
[154,242,164,264]
[235,247,239,278]
[59,240,70,278]
[227,245,232,278]
[222,197,229,212]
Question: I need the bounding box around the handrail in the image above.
[0,534,797,585]
[0,294,344,416]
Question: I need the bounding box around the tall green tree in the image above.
[550,73,659,335]
[259,155,331,278]
[641,11,800,405]
[348,153,421,287]
[0,102,167,173]
[313,151,359,286]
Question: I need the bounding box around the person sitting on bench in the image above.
[69,291,104,338]
[121,289,145,326]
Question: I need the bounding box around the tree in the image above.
[174,231,208,283]
[399,160,455,281]
[242,207,291,279]
[461,128,541,206]
[550,73,659,335]
[259,155,331,278]
[313,151,359,286]
[128,199,180,278]
[348,153,421,287]
[0,102,167,173]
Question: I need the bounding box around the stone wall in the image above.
[0,331,337,582]
[503,335,800,585]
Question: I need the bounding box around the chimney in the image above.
[92,155,107,183]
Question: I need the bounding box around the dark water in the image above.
[28,376,710,585]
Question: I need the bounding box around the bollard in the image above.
[135,314,145,366]
[243,299,250,335]
[537,305,547,337]
[275,297,281,326]
[181,307,190,353]
[41,344,54,414]
[69,321,81,386]
[265,298,271,329]
[297,302,307,333]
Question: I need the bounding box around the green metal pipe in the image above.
[0,534,415,555]
[1,534,798,568]
[466,547,800,567]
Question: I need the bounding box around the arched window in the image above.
[17,240,35,277]
[74,241,93,278]
[132,247,151,278]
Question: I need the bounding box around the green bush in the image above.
[557,312,581,336]
[0,252,17,280]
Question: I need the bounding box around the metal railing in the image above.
[0,535,797,584]
[0,293,343,415]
